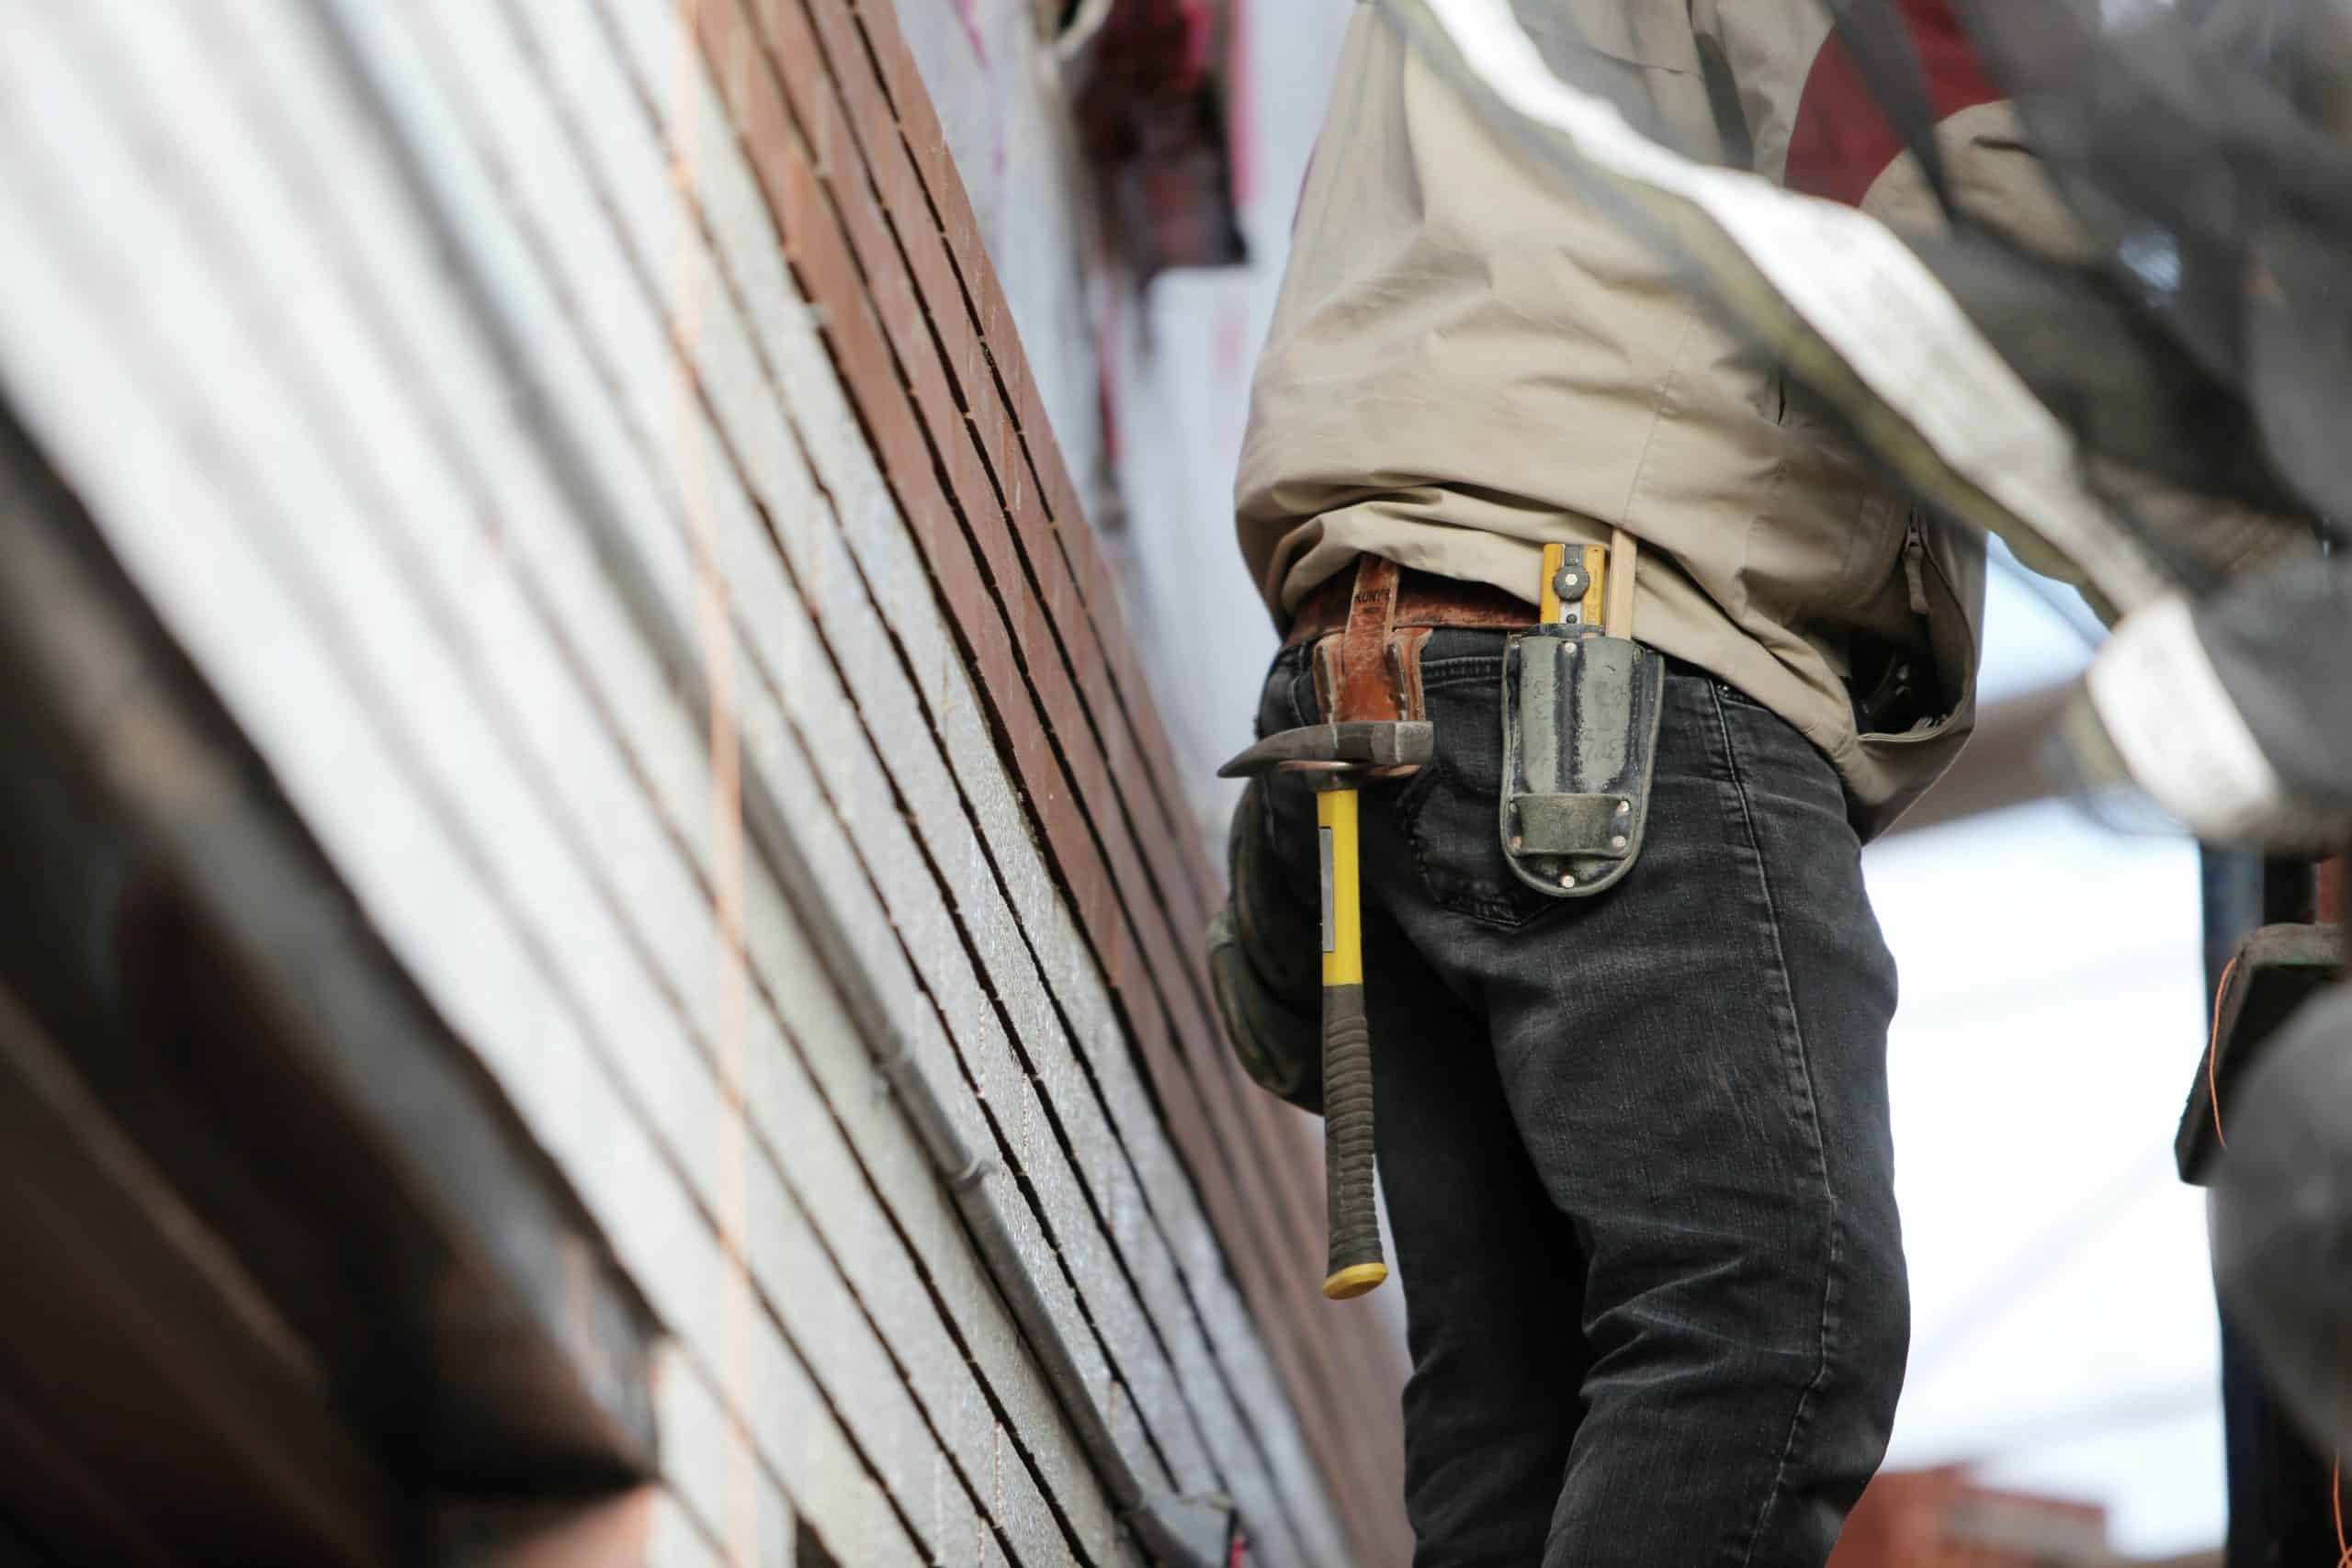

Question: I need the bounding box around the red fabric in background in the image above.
[1784,0,2001,209]
[1075,0,1247,275]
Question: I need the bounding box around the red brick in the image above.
[806,0,896,150]
[869,264,926,377]
[750,0,839,169]
[971,390,1018,506]
[936,407,1000,519]
[734,44,796,202]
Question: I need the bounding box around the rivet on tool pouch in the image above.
[1502,537,1666,897]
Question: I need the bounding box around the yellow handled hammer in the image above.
[1219,718,1432,1299]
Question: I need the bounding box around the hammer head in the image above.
[1217,720,1435,780]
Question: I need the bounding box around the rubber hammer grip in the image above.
[1317,784,1387,1300]
[1320,982,1386,1298]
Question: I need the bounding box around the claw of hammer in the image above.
[1217,720,1435,779]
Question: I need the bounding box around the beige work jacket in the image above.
[1237,0,2081,837]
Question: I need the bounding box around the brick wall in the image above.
[0,0,1404,1563]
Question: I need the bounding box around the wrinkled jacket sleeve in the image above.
[1686,0,2309,604]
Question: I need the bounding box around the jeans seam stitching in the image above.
[1713,683,1844,1568]
[1416,657,1502,689]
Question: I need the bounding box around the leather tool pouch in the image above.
[1499,626,1666,897]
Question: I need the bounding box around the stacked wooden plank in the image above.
[0,0,1405,1562]
[687,0,1411,1555]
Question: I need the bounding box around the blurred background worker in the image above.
[1221,3,2089,1562]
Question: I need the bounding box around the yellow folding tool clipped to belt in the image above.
[1540,532,1638,635]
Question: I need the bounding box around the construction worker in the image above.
[1216,3,2087,1562]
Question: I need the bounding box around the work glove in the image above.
[1205,776,1325,1113]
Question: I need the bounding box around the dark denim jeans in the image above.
[1256,629,1909,1567]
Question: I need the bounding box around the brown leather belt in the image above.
[1286,558,1536,728]
[1282,560,1533,650]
